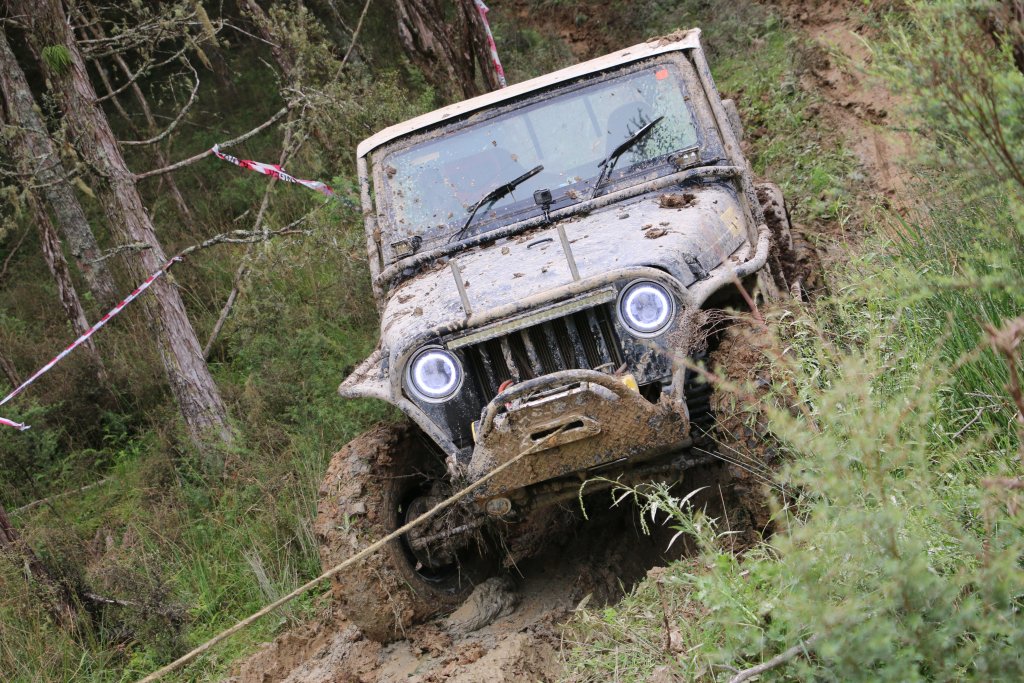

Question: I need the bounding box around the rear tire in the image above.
[315,422,490,642]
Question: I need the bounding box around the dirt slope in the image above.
[225,5,911,682]
[775,1,913,211]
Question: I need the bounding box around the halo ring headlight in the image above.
[617,280,675,337]
[406,347,463,402]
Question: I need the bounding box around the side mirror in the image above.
[721,98,744,144]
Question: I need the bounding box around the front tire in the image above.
[315,421,489,642]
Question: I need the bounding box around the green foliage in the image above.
[41,45,72,75]
[885,0,1024,213]
[1,3,415,680]
[567,1,1024,681]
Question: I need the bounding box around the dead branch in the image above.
[88,242,152,264]
[92,46,187,104]
[177,220,309,260]
[119,59,199,146]
[203,263,247,360]
[0,226,30,282]
[78,8,197,60]
[203,123,303,359]
[982,477,1024,490]
[728,634,821,683]
[0,348,20,388]
[133,104,293,180]
[340,0,373,72]
[82,591,184,621]
[90,214,310,269]
[218,20,283,49]
[984,315,1024,430]
[12,478,111,515]
[0,502,78,625]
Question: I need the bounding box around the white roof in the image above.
[355,29,702,159]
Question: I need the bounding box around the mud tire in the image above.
[315,421,488,642]
[756,182,823,301]
[706,321,779,545]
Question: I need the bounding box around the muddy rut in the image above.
[227,491,717,683]
[226,6,909,682]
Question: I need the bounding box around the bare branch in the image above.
[88,242,152,264]
[340,0,373,71]
[219,20,283,49]
[176,220,308,259]
[78,9,198,60]
[90,213,310,270]
[728,634,821,683]
[93,45,189,104]
[120,60,200,146]
[984,315,1024,461]
[82,591,185,621]
[204,122,302,358]
[12,478,111,515]
[133,104,293,180]
[203,263,247,359]
[0,348,20,389]
[0,226,30,282]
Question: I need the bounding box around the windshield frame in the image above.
[369,52,724,266]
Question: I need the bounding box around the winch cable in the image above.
[136,423,570,683]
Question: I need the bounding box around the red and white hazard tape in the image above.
[2,145,337,431]
[474,0,507,88]
[0,256,182,431]
[212,145,335,197]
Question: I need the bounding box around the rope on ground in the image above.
[136,425,565,683]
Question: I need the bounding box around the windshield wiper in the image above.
[451,164,544,243]
[590,115,664,199]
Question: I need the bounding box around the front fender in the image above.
[338,345,391,401]
[339,344,462,457]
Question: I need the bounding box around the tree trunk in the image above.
[0,71,107,381]
[244,0,297,80]
[0,28,119,308]
[394,0,496,101]
[0,501,77,625]
[189,0,236,93]
[26,0,233,447]
[464,0,504,91]
[76,4,194,226]
[30,190,109,381]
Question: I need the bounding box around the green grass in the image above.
[563,2,1024,681]
[3,1,1023,681]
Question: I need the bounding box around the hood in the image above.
[379,183,748,367]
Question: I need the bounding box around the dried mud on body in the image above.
[228,6,910,682]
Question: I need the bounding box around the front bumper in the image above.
[466,369,691,502]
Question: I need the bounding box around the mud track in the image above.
[228,473,730,683]
[227,4,909,681]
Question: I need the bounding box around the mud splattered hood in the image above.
[379,184,748,363]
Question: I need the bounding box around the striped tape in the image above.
[0,256,182,431]
[474,0,507,89]
[212,145,335,197]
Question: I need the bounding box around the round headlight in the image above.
[407,348,463,402]
[618,281,674,336]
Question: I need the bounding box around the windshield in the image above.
[376,60,704,254]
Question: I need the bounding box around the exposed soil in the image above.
[227,3,911,681]
[228,475,730,683]
[766,0,916,221]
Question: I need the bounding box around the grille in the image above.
[461,305,624,402]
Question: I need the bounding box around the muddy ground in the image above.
[228,474,731,683]
[226,4,912,681]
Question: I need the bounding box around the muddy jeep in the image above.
[316,29,803,642]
